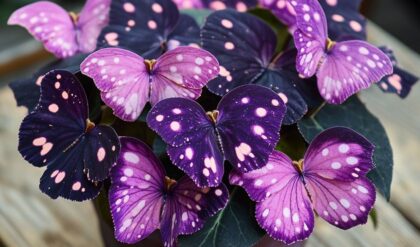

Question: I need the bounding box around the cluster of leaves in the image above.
[8,0,418,246]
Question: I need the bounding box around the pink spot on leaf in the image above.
[97,147,106,162]
[72,182,82,191]
[123,2,136,13]
[33,137,47,146]
[55,171,65,183]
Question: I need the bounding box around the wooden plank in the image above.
[309,21,420,247]
[0,88,102,247]
[309,196,420,247]
[361,22,420,229]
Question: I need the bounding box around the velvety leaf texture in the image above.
[297,96,393,200]
[9,54,87,111]
[97,0,200,59]
[179,189,264,247]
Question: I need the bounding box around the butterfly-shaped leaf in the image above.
[230,127,376,244]
[319,0,367,41]
[147,85,286,187]
[298,96,393,199]
[292,0,393,104]
[9,54,87,111]
[312,2,417,99]
[81,46,219,122]
[377,47,418,98]
[260,0,297,31]
[8,0,111,58]
[202,9,319,124]
[261,0,366,40]
[97,0,200,59]
[173,0,257,11]
[18,70,120,201]
[109,137,228,247]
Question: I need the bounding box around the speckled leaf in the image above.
[297,96,393,200]
[9,54,87,111]
[179,189,264,247]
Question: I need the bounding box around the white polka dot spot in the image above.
[170,121,181,131]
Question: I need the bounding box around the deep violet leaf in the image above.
[292,0,393,104]
[202,10,316,124]
[297,96,393,200]
[9,54,87,111]
[319,0,367,41]
[179,189,264,247]
[377,47,419,98]
[97,0,200,59]
[18,70,120,201]
[7,0,111,58]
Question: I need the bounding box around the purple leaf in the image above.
[81,46,218,122]
[160,176,229,246]
[230,151,314,244]
[172,0,204,9]
[260,0,297,30]
[8,0,110,58]
[304,127,376,229]
[217,85,286,173]
[147,85,286,187]
[319,0,367,41]
[9,54,88,111]
[292,0,393,104]
[109,137,228,246]
[77,0,112,53]
[97,0,200,59]
[377,47,419,98]
[230,127,376,244]
[303,127,375,181]
[173,0,257,11]
[306,177,376,229]
[167,133,225,187]
[202,9,310,124]
[109,137,166,244]
[147,97,224,187]
[154,46,219,90]
[81,48,149,122]
[147,97,213,147]
[18,70,120,201]
[315,40,394,103]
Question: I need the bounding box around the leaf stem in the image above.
[309,101,326,118]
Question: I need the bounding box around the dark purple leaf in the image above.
[18,70,120,201]
[97,0,200,59]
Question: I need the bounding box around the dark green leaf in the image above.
[276,125,307,161]
[153,136,167,157]
[297,96,393,200]
[181,9,212,26]
[179,189,264,247]
[255,235,306,247]
[136,104,151,122]
[112,120,155,146]
[93,185,113,228]
[248,8,290,52]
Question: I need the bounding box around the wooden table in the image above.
[0,23,419,247]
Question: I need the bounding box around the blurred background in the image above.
[1,0,419,86]
[0,1,419,247]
